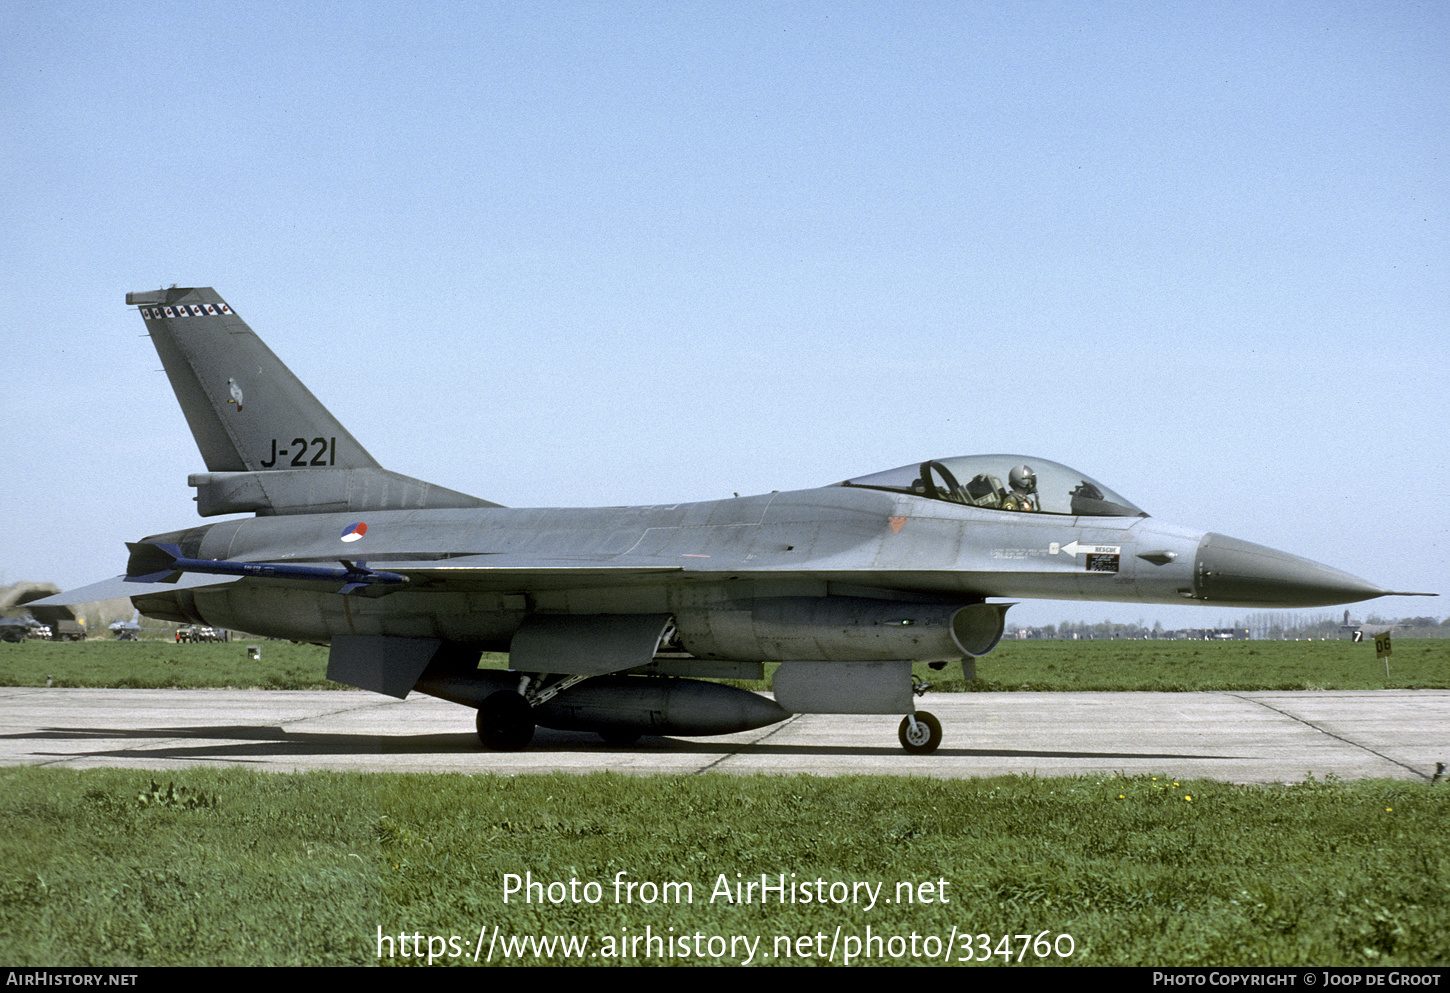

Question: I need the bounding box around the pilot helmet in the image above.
[1009,464,1037,494]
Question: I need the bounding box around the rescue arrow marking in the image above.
[1049,541,1121,557]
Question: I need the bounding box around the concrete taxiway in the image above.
[2,687,1446,782]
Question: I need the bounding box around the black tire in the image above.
[898,711,942,755]
[598,728,642,745]
[477,691,535,751]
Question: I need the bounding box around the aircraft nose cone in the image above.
[1193,533,1388,607]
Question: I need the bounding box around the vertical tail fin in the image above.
[127,287,497,516]
[127,287,379,472]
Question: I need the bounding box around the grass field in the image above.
[3,639,1445,968]
[2,637,1445,692]
[965,638,1449,692]
[0,766,1444,967]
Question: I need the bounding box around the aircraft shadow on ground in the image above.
[7,724,1235,763]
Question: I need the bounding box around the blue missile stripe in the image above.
[124,542,408,595]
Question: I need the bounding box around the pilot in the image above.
[1002,464,1038,512]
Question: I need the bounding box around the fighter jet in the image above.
[109,610,143,641]
[36,288,1432,753]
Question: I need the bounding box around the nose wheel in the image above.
[477,691,535,751]
[898,711,942,755]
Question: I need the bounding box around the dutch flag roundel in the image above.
[340,522,368,543]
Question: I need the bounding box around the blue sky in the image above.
[3,1,1445,628]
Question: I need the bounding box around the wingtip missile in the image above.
[123,542,409,596]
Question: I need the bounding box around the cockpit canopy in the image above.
[840,454,1147,518]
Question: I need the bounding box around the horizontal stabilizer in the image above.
[27,572,244,607]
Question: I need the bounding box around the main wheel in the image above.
[477,691,535,751]
[898,711,942,755]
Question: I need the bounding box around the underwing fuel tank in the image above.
[416,671,792,736]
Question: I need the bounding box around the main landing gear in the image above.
[475,690,643,749]
[477,691,534,751]
[898,711,942,755]
[473,674,944,754]
[475,672,595,751]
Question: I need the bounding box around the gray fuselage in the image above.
[135,483,1210,652]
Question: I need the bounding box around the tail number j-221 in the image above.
[260,437,336,468]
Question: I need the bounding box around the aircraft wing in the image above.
[32,556,687,605]
[376,554,684,590]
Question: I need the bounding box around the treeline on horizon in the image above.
[1038,612,1447,640]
